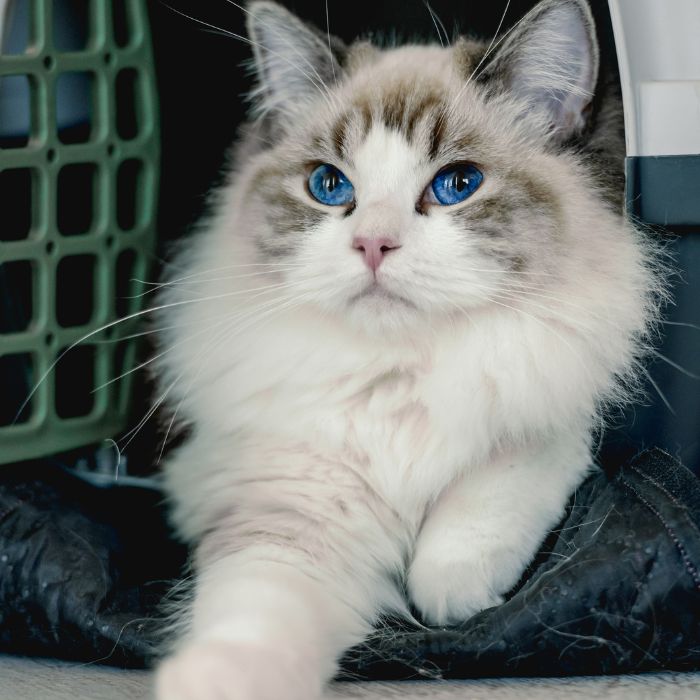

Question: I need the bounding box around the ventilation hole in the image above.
[0,353,34,426]
[117,158,143,229]
[56,254,95,327]
[55,345,95,418]
[1,0,29,55]
[0,168,34,241]
[57,163,95,235]
[0,260,34,334]
[113,339,141,409]
[107,143,115,156]
[53,0,90,52]
[113,339,131,405]
[115,249,137,318]
[114,340,127,377]
[43,55,54,70]
[0,75,31,148]
[45,332,55,346]
[114,339,127,376]
[116,68,139,140]
[112,0,132,47]
[46,241,56,254]
[57,71,93,144]
[47,148,56,162]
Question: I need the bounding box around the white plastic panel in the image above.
[609,0,700,157]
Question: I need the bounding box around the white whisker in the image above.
[155,288,315,462]
[14,277,316,423]
[424,1,446,48]
[129,266,302,298]
[162,2,338,115]
[636,363,676,415]
[91,314,234,394]
[219,0,341,115]
[324,0,336,83]
[465,0,512,87]
[651,350,700,380]
[662,320,700,331]
[438,0,516,132]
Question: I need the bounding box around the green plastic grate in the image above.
[0,0,159,464]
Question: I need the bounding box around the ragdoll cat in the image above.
[153,0,657,697]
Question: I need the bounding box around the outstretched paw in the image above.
[154,640,320,700]
[408,538,526,627]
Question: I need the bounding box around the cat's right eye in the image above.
[307,164,355,207]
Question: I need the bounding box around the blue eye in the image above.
[431,164,483,205]
[307,163,355,206]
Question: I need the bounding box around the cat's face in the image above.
[235,0,608,333]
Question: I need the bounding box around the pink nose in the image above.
[352,236,401,272]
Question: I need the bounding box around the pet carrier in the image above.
[0,0,159,464]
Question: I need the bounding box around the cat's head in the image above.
[230,0,625,334]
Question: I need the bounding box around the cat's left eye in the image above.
[426,164,483,206]
[307,163,355,207]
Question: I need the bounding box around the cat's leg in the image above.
[408,437,592,626]
[154,451,404,700]
[154,555,365,700]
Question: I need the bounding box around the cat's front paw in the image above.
[154,640,321,700]
[408,538,525,626]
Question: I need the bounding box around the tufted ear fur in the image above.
[481,0,599,140]
[246,1,344,118]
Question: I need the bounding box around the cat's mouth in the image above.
[349,281,415,308]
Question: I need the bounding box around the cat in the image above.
[152,1,659,698]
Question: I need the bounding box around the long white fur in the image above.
[152,2,659,699]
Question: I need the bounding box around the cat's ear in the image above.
[481,0,599,139]
[246,1,344,116]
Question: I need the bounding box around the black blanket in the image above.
[1,448,699,678]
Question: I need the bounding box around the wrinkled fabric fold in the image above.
[0,449,698,677]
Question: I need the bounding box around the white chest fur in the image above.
[166,302,593,539]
